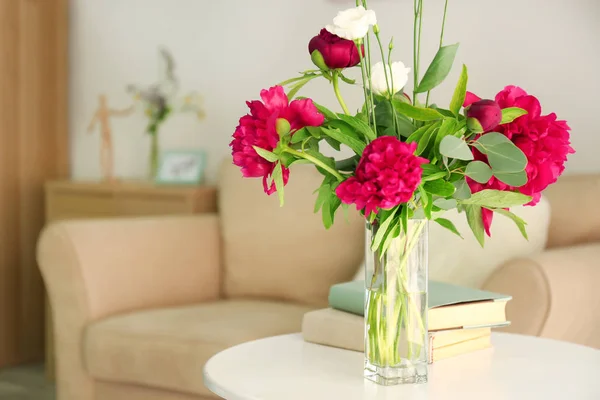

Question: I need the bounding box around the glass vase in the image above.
[364,219,429,385]
[149,132,160,180]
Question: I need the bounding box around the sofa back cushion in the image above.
[219,161,364,306]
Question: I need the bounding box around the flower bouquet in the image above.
[230,1,573,386]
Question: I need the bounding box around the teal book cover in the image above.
[328,280,511,316]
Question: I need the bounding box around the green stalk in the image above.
[356,40,373,127]
[283,148,343,181]
[374,32,392,96]
[412,0,420,106]
[426,0,449,106]
[332,71,351,115]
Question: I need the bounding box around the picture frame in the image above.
[155,149,206,185]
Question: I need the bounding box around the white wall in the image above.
[70,0,600,182]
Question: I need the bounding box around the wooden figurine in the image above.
[87,94,134,181]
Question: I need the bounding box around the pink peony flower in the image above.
[230,86,324,194]
[466,85,574,236]
[336,136,428,217]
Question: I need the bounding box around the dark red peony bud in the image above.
[308,28,363,70]
[466,99,502,133]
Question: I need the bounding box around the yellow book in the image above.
[302,308,496,362]
[429,335,492,363]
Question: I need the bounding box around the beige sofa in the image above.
[38,164,600,400]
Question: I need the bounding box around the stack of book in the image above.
[302,280,511,363]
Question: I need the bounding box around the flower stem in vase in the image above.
[364,219,428,385]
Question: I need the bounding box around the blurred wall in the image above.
[69,0,600,183]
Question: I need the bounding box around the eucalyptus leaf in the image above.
[465,205,485,247]
[435,218,463,238]
[453,179,472,200]
[465,161,493,184]
[423,179,456,197]
[433,118,460,160]
[433,198,458,210]
[253,146,279,162]
[460,189,532,208]
[474,132,527,173]
[494,208,529,240]
[439,136,474,160]
[501,107,528,124]
[449,64,468,115]
[415,43,460,93]
[272,162,285,207]
[392,100,445,121]
[494,170,528,187]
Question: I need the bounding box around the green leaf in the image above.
[475,132,527,173]
[252,146,279,162]
[494,170,528,187]
[422,171,447,182]
[371,209,399,251]
[417,125,439,156]
[337,114,377,141]
[453,179,472,200]
[423,179,456,197]
[501,107,528,124]
[272,162,285,207]
[449,64,469,115]
[435,218,463,238]
[460,189,532,208]
[326,120,362,140]
[494,209,529,240]
[312,101,338,120]
[314,183,330,213]
[304,149,335,170]
[400,205,408,234]
[439,136,474,160]
[380,223,400,256]
[287,77,313,99]
[406,122,433,144]
[418,185,432,219]
[324,135,341,151]
[306,126,322,139]
[290,127,310,144]
[465,205,485,247]
[392,100,445,121]
[465,161,493,184]
[320,127,366,155]
[415,43,460,93]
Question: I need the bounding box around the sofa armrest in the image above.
[38,214,221,321]
[482,243,600,349]
[37,214,221,399]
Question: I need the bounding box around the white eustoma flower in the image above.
[326,6,377,41]
[370,61,411,96]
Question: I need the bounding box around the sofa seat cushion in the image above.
[84,299,313,397]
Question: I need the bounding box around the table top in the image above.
[203,333,600,400]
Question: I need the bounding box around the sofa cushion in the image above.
[218,161,365,306]
[84,300,313,397]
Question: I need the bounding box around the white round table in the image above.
[203,333,600,400]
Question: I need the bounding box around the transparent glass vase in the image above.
[364,219,429,385]
[149,132,160,180]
